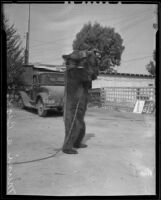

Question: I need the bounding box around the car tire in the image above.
[57,107,63,115]
[17,96,25,109]
[37,98,47,117]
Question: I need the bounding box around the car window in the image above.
[33,76,37,84]
[39,73,64,86]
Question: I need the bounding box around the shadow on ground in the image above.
[83,133,95,143]
[18,107,63,118]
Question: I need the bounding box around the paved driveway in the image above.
[7,107,155,196]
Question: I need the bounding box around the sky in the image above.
[4,2,157,74]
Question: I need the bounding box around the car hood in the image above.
[42,86,64,99]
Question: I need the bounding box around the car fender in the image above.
[17,91,33,108]
[36,92,49,103]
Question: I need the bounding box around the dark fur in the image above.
[62,50,100,152]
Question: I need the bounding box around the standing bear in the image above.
[62,49,100,154]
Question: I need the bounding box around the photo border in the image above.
[1,0,160,199]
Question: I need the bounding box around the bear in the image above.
[62,49,100,154]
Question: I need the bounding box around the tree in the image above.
[73,22,125,72]
[146,50,155,76]
[3,16,24,88]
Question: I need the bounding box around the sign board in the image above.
[133,100,155,114]
[142,100,155,114]
[133,100,145,113]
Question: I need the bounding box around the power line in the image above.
[30,46,72,56]
[30,53,64,60]
[31,57,62,64]
[119,15,153,33]
[31,35,76,48]
[100,8,152,27]
[28,11,153,62]
[122,55,152,63]
[124,23,153,45]
[30,8,153,49]
[31,54,152,65]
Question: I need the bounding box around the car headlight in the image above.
[48,95,53,100]
[48,92,54,100]
[44,98,55,104]
[48,99,55,104]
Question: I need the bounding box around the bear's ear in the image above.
[62,54,70,60]
[62,52,79,61]
[62,50,87,61]
[69,50,85,60]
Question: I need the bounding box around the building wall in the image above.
[92,75,155,89]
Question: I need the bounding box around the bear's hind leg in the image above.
[73,121,87,148]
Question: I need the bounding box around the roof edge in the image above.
[99,71,155,78]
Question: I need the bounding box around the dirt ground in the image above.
[7,106,155,196]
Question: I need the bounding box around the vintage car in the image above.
[17,65,65,117]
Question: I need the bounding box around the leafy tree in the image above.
[146,50,155,76]
[73,22,125,72]
[3,16,24,88]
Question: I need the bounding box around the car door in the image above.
[30,75,40,101]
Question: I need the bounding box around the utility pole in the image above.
[153,7,158,31]
[24,4,30,65]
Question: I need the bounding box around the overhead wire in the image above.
[28,8,154,64]
[30,8,153,49]
[121,55,153,63]
[32,53,153,66]
[28,16,153,61]
[30,15,153,58]
[31,42,72,53]
[100,8,152,27]
[119,15,153,33]
[31,35,76,48]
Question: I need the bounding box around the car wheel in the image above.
[57,107,63,115]
[37,98,47,117]
[17,96,25,109]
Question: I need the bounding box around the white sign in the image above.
[133,100,145,113]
